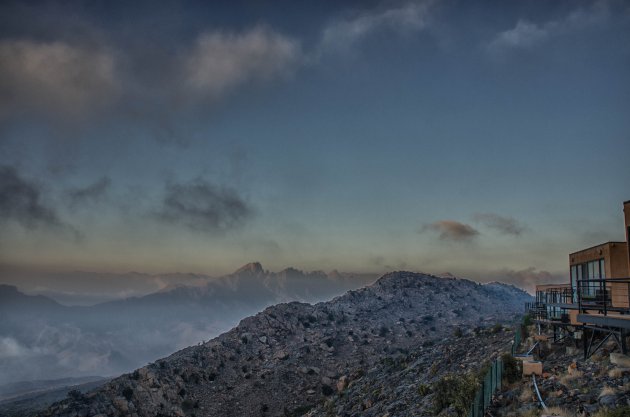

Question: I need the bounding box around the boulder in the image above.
[273,350,288,360]
[610,353,630,368]
[337,375,348,393]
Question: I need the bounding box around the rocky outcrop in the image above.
[306,328,512,417]
[39,271,531,417]
[489,329,630,416]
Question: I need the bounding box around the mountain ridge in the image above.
[0,264,379,387]
[39,271,532,417]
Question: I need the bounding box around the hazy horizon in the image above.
[1,261,562,308]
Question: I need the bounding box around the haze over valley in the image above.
[0,263,376,389]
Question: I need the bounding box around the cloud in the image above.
[487,19,549,51]
[0,165,62,229]
[421,220,479,242]
[473,213,525,236]
[0,336,25,359]
[487,4,610,54]
[183,26,302,100]
[157,179,253,233]
[0,25,301,140]
[319,0,435,52]
[480,267,565,294]
[67,177,111,206]
[0,39,118,120]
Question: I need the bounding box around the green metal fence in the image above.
[467,358,503,417]
[511,325,522,355]
[468,327,522,417]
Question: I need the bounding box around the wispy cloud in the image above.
[421,220,479,242]
[67,177,111,207]
[157,179,253,234]
[184,26,302,101]
[0,40,118,120]
[473,213,525,236]
[319,0,435,53]
[486,3,611,54]
[0,166,83,240]
[480,267,564,293]
[487,19,549,52]
[0,165,62,230]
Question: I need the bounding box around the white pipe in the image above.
[532,374,548,410]
[527,342,539,356]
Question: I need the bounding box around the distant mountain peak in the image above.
[0,284,19,293]
[234,262,264,275]
[0,285,62,309]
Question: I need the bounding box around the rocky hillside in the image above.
[39,272,532,417]
[489,327,630,416]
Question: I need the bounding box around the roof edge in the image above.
[569,241,627,256]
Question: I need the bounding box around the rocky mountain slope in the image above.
[39,271,532,417]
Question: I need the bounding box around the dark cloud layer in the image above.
[473,213,525,236]
[158,179,252,233]
[0,25,301,138]
[0,39,118,121]
[0,165,61,229]
[67,177,111,206]
[422,220,479,242]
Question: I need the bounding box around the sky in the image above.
[1,0,629,292]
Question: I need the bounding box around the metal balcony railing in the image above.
[576,277,630,316]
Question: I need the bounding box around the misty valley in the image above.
[0,264,375,400]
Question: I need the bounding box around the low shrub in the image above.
[182,399,199,411]
[501,353,520,383]
[122,387,133,401]
[321,385,334,396]
[67,389,83,401]
[431,372,479,417]
[593,406,630,417]
[417,383,430,396]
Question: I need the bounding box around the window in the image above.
[576,258,605,297]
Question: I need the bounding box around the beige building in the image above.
[533,201,630,323]
[530,201,630,357]
[568,201,630,308]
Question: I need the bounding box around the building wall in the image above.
[624,201,630,272]
[532,201,630,318]
[569,242,628,278]
[609,242,629,278]
[569,241,629,308]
